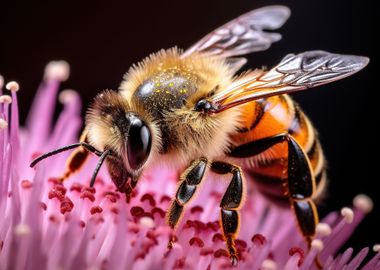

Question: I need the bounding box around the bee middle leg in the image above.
[166,158,208,245]
[210,161,243,266]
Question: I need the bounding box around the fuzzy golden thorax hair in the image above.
[119,48,241,165]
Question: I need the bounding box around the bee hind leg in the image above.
[285,135,321,268]
[210,161,244,267]
[229,133,321,268]
[166,158,208,247]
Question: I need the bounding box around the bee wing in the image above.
[182,5,290,61]
[211,51,369,112]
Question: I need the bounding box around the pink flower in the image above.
[0,62,379,269]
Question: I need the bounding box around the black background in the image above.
[0,0,377,254]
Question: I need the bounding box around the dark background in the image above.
[1,0,377,254]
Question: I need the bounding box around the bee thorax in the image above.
[134,70,198,117]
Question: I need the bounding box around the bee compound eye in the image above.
[126,115,152,170]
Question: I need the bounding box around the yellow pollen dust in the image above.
[168,82,174,87]
[155,83,161,87]
[155,89,161,93]
[180,89,187,94]
[165,90,170,94]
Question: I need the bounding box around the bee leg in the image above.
[59,131,92,182]
[211,161,243,266]
[166,158,208,247]
[229,134,320,264]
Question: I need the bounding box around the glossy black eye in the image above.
[126,114,152,170]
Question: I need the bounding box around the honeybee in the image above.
[31,5,369,265]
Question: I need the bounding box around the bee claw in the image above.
[167,234,177,249]
[230,255,238,267]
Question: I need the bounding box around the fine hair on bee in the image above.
[31,5,369,267]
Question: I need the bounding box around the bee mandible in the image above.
[31,5,369,265]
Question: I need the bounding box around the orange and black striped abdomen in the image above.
[230,94,327,204]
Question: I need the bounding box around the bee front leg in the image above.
[166,158,208,247]
[59,131,92,182]
[210,161,243,266]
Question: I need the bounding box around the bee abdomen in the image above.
[231,94,327,204]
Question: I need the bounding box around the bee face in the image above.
[86,90,157,185]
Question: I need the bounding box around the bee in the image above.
[31,5,369,265]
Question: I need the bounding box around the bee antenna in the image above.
[89,149,111,188]
[30,143,83,167]
[30,142,103,168]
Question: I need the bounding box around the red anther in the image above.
[90,206,103,215]
[94,217,105,224]
[54,185,67,195]
[21,180,32,189]
[200,247,214,256]
[70,183,83,192]
[189,237,205,248]
[80,191,95,202]
[134,252,145,261]
[103,191,120,198]
[289,247,305,266]
[48,189,65,201]
[251,234,266,245]
[106,195,117,203]
[214,249,229,258]
[151,207,165,218]
[141,212,154,220]
[185,220,194,228]
[207,221,220,231]
[146,230,158,244]
[49,215,57,223]
[82,186,96,194]
[173,257,185,269]
[140,193,156,207]
[79,220,86,228]
[235,239,248,248]
[48,177,62,185]
[94,177,105,185]
[210,191,222,198]
[111,207,119,214]
[160,195,171,203]
[141,239,155,253]
[40,202,47,211]
[194,220,207,231]
[60,197,74,214]
[212,233,224,242]
[190,206,203,214]
[103,191,119,203]
[128,223,139,234]
[130,206,144,217]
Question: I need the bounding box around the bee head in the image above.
[86,90,156,189]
